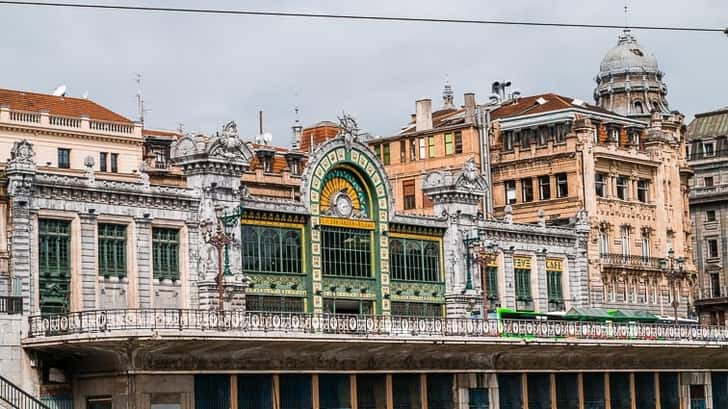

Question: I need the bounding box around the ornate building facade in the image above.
[687,106,728,325]
[1,88,725,409]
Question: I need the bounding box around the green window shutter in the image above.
[39,219,72,315]
[98,224,127,278]
[242,226,301,274]
[389,238,441,282]
[152,228,180,281]
[487,267,498,299]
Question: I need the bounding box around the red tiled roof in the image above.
[491,93,615,120]
[0,88,131,123]
[300,122,339,152]
[143,128,180,138]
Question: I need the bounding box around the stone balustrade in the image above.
[0,105,142,138]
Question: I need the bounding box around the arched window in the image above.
[423,242,440,282]
[406,241,424,282]
[282,230,301,273]
[242,226,259,272]
[633,100,644,114]
[260,229,280,272]
[390,239,405,280]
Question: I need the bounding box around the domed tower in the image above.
[594,29,670,119]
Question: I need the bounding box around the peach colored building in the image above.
[368,89,485,215]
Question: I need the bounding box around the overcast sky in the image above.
[1,0,726,145]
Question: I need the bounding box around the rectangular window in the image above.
[444,133,454,155]
[486,266,498,301]
[547,271,563,302]
[599,231,609,255]
[454,131,463,154]
[403,179,416,210]
[537,127,547,146]
[152,228,180,281]
[400,140,406,163]
[375,144,382,159]
[707,210,717,222]
[539,175,551,200]
[711,272,721,298]
[419,138,426,160]
[38,219,71,315]
[110,153,118,173]
[704,142,715,157]
[641,236,651,259]
[504,131,513,151]
[616,176,628,200]
[595,173,606,197]
[621,226,631,257]
[505,180,517,204]
[555,123,568,143]
[99,152,108,172]
[389,237,441,282]
[705,176,715,187]
[57,148,70,169]
[410,139,417,160]
[382,144,391,165]
[556,173,568,198]
[521,178,533,202]
[637,179,649,202]
[242,226,301,274]
[428,136,436,158]
[98,224,127,278]
[423,191,433,208]
[515,268,531,301]
[322,227,371,278]
[708,239,720,259]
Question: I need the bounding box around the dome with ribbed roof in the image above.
[599,29,659,75]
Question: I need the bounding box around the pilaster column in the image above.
[79,212,98,309]
[502,248,516,309]
[134,216,153,308]
[536,250,548,312]
[9,198,32,313]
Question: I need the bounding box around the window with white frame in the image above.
[620,226,630,257]
[599,231,610,255]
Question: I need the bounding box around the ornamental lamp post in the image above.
[472,240,498,313]
[463,227,481,291]
[659,248,686,326]
[203,206,233,311]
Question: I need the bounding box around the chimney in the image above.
[464,93,476,124]
[415,99,433,132]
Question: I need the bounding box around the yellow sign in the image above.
[513,256,531,270]
[546,258,563,272]
[320,216,375,230]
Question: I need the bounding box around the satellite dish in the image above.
[82,91,89,99]
[263,132,273,145]
[52,84,67,97]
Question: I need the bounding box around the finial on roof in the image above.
[291,106,303,149]
[442,77,455,110]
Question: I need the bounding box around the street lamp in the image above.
[462,227,481,291]
[659,248,686,326]
[203,206,233,311]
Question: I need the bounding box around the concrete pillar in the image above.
[79,213,98,309]
[536,251,548,312]
[386,374,394,409]
[421,373,429,409]
[578,373,585,409]
[503,249,516,309]
[630,373,636,409]
[312,374,320,409]
[134,217,153,308]
[605,373,612,409]
[350,375,358,409]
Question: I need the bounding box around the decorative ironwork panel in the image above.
[390,301,442,317]
[98,224,126,278]
[246,295,304,313]
[39,220,71,315]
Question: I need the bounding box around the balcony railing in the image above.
[25,308,728,344]
[600,253,662,270]
[0,296,23,314]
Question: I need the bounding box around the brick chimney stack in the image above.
[415,99,433,132]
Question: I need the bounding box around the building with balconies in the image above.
[687,106,728,325]
[0,87,726,409]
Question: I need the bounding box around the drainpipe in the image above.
[477,105,495,218]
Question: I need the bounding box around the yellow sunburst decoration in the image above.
[321,178,360,213]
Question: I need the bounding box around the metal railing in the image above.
[0,296,23,314]
[600,253,662,270]
[0,375,50,409]
[26,309,728,344]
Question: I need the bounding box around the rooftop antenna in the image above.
[442,75,455,109]
[52,84,67,97]
[136,73,145,124]
[291,105,303,149]
[177,123,184,134]
[623,3,629,29]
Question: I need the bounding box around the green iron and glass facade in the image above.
[241,145,446,316]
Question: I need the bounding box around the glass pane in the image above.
[319,374,351,409]
[427,374,453,409]
[194,375,230,409]
[712,372,728,409]
[469,388,489,409]
[392,374,421,409]
[357,375,387,409]
[556,374,579,409]
[498,374,522,409]
[634,373,655,409]
[237,375,272,409]
[583,373,605,409]
[609,373,630,409]
[279,374,312,409]
[527,373,551,409]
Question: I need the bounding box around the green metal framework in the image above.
[390,301,442,317]
[389,238,440,282]
[246,295,304,313]
[547,270,563,302]
[152,228,180,281]
[39,219,71,315]
[97,224,126,278]
[242,226,301,274]
[321,227,371,278]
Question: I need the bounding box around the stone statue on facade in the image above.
[84,156,96,185]
[8,140,35,167]
[337,112,359,150]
